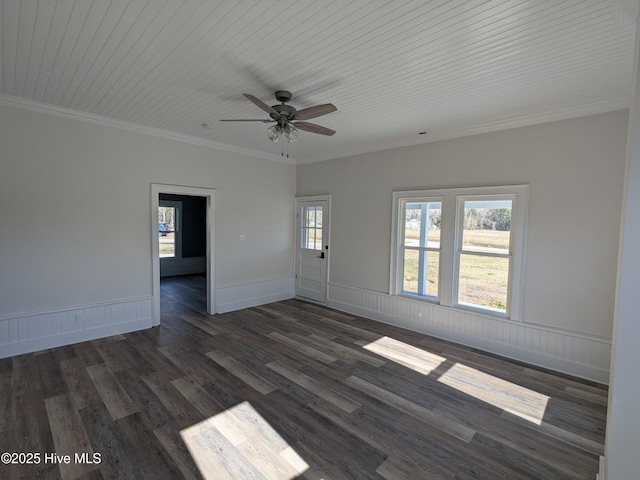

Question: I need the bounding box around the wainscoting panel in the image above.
[328,283,611,384]
[217,276,295,313]
[0,297,153,358]
[160,256,206,277]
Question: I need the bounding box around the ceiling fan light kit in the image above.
[220,91,337,144]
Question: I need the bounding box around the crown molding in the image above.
[297,97,632,164]
[1,93,630,167]
[0,94,295,165]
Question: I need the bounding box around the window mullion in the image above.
[439,193,456,307]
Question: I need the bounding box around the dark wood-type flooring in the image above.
[0,274,607,479]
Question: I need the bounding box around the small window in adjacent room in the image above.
[391,185,528,320]
[158,200,182,259]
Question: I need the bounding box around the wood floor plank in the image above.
[59,357,102,410]
[305,333,386,366]
[153,423,202,480]
[501,410,605,456]
[171,375,225,417]
[45,393,96,479]
[11,355,42,397]
[359,335,447,374]
[376,455,451,480]
[181,415,269,480]
[267,360,361,413]
[267,331,338,364]
[142,372,204,430]
[345,375,476,442]
[469,432,588,480]
[242,387,379,476]
[206,350,278,395]
[85,364,140,420]
[433,401,599,479]
[308,398,461,479]
[36,351,67,399]
[180,313,225,337]
[114,369,175,431]
[218,401,308,479]
[564,385,608,405]
[115,412,187,479]
[3,389,55,479]
[0,357,13,374]
[307,314,382,343]
[0,373,15,433]
[437,361,550,424]
[157,345,225,386]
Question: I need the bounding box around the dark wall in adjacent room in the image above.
[160,193,206,258]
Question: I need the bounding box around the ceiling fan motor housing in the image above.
[271,103,297,125]
[275,90,292,103]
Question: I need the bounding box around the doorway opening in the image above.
[151,184,217,326]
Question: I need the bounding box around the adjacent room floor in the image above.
[0,274,607,479]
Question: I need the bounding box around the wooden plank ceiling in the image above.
[0,0,637,163]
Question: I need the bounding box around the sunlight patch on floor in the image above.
[361,336,447,375]
[437,362,549,424]
[180,401,309,479]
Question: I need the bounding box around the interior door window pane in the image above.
[301,205,323,250]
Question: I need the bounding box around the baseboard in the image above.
[217,276,295,314]
[0,297,153,358]
[160,256,206,277]
[327,283,611,384]
[597,455,605,480]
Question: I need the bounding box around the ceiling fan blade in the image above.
[294,121,336,136]
[243,93,279,115]
[294,103,337,121]
[219,119,274,122]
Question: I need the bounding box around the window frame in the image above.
[397,197,444,301]
[391,185,528,321]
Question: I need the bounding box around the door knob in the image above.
[317,252,325,259]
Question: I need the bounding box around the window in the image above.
[158,200,182,259]
[391,185,528,320]
[301,205,323,250]
[400,200,442,299]
[457,198,512,312]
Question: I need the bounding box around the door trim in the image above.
[151,184,217,326]
[295,195,331,304]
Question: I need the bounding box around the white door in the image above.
[295,197,329,303]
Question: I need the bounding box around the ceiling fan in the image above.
[220,91,337,143]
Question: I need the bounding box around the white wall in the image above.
[297,111,628,381]
[604,19,640,480]
[0,104,295,355]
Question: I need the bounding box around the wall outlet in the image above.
[412,311,423,319]
[239,234,246,242]
[75,312,82,323]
